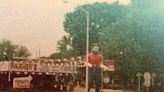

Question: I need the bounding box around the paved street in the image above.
[0,87,135,92]
[73,86,134,92]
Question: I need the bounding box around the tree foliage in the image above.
[0,39,31,61]
[15,46,31,58]
[54,35,78,58]
[100,0,164,76]
[0,40,16,61]
[57,0,164,83]
[63,2,129,55]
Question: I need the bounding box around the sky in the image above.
[0,0,130,58]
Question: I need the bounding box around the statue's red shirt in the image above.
[85,52,102,67]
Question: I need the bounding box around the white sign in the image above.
[104,60,115,71]
[136,72,142,77]
[0,62,9,71]
[13,75,33,88]
[103,77,110,83]
[144,72,151,86]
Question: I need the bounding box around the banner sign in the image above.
[0,62,9,71]
[5,61,77,73]
[0,61,77,73]
[13,75,33,88]
[11,62,38,71]
[104,60,115,71]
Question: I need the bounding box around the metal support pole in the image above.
[138,77,141,92]
[147,86,149,92]
[101,54,104,92]
[86,11,89,92]
[8,61,11,82]
[136,72,142,92]
[8,61,11,92]
[8,72,11,82]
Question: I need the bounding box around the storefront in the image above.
[0,60,77,92]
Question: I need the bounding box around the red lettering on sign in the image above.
[11,62,38,71]
[105,60,115,65]
[34,64,37,70]
[28,63,32,70]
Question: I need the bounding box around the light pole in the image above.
[63,1,89,92]
[86,11,89,92]
[152,73,156,91]
[136,72,143,92]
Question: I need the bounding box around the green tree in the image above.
[15,46,31,58]
[55,35,80,58]
[49,52,62,59]
[57,36,70,52]
[100,0,164,84]
[63,2,128,55]
[0,40,16,61]
[0,39,31,61]
[60,0,164,86]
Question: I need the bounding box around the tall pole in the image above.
[86,11,89,92]
[8,56,11,91]
[138,76,141,92]
[101,54,104,92]
[8,61,11,82]
[147,86,149,92]
[136,72,142,92]
[39,49,40,58]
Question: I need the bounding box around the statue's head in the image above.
[92,44,99,54]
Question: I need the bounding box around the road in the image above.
[0,86,134,92]
[73,86,134,92]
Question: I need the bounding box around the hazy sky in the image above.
[0,0,130,57]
